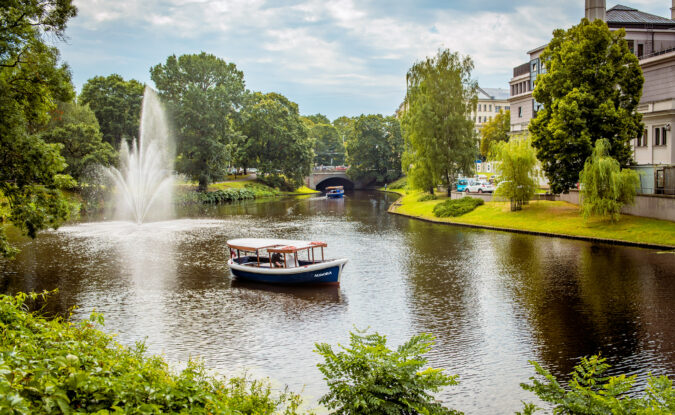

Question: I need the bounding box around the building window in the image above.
[489,104,492,112]
[654,127,667,146]
[505,106,510,111]
[518,107,522,118]
[638,44,644,58]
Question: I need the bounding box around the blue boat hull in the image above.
[326,192,344,198]
[230,264,341,284]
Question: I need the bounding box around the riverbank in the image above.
[385,189,675,249]
[175,177,319,204]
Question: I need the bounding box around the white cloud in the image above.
[68,0,604,114]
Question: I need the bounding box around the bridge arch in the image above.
[315,176,354,191]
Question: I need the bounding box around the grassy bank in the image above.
[387,189,675,248]
[176,178,319,205]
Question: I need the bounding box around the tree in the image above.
[479,109,510,158]
[402,49,478,196]
[151,52,246,191]
[303,113,330,125]
[492,135,539,211]
[345,114,403,184]
[529,19,643,194]
[0,0,78,257]
[315,330,461,415]
[333,115,354,144]
[579,138,639,222]
[303,117,345,166]
[40,101,116,181]
[79,74,144,148]
[520,355,675,414]
[236,92,313,187]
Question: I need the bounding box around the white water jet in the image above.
[106,87,175,223]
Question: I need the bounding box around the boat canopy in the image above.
[325,186,343,190]
[227,238,327,253]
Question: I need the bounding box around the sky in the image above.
[57,0,670,120]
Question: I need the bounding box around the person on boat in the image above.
[271,252,283,268]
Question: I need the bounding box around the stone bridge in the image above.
[305,169,368,190]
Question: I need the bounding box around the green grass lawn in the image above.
[391,190,675,248]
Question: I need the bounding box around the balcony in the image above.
[513,62,529,77]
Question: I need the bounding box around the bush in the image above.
[417,193,436,202]
[315,329,461,415]
[388,176,407,190]
[257,174,296,191]
[580,139,639,222]
[433,197,484,218]
[520,354,675,414]
[0,292,304,414]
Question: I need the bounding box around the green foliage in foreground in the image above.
[0,292,304,414]
[315,330,461,415]
[433,197,484,218]
[520,354,674,414]
[580,139,639,222]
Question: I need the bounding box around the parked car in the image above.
[465,180,494,193]
[456,179,469,192]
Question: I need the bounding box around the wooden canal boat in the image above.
[227,238,348,284]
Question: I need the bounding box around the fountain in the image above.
[106,87,175,223]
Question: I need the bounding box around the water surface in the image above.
[2,191,674,413]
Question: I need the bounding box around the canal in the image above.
[1,190,674,413]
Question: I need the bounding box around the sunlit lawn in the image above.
[391,190,675,247]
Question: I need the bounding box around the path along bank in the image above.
[384,189,675,250]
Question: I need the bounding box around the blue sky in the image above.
[58,0,669,120]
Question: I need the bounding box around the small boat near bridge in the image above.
[227,238,348,284]
[325,186,344,198]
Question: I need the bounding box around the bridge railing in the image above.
[312,165,349,172]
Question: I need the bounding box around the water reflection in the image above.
[1,191,673,414]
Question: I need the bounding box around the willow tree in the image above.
[579,139,639,222]
[402,49,477,196]
[492,136,539,211]
[529,19,643,194]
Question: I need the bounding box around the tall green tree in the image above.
[236,92,313,186]
[579,139,639,222]
[79,74,144,148]
[315,330,461,415]
[40,101,116,181]
[492,135,539,211]
[479,109,510,158]
[345,114,403,184]
[151,52,246,191]
[302,117,345,166]
[529,19,643,194]
[0,0,78,257]
[402,49,477,196]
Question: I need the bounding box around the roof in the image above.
[227,238,327,252]
[478,87,509,101]
[606,4,675,27]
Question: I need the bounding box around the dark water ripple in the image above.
[1,191,674,413]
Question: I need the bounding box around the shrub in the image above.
[315,329,461,415]
[519,354,675,414]
[388,176,408,190]
[417,193,436,202]
[0,292,305,414]
[580,138,639,222]
[433,197,484,218]
[257,174,296,191]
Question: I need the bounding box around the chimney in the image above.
[671,0,674,20]
[585,0,606,21]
